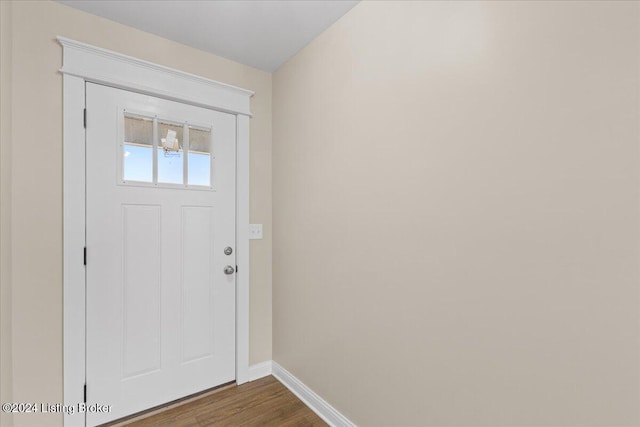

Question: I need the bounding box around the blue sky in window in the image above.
[123,144,210,186]
[123,145,152,182]
[158,149,183,184]
[188,153,211,186]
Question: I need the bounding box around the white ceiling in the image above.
[55,0,359,72]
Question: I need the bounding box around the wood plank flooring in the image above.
[103,376,328,427]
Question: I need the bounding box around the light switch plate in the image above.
[249,224,263,240]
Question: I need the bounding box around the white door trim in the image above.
[59,37,253,426]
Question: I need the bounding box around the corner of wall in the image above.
[0,0,14,426]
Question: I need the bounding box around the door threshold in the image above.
[99,381,236,427]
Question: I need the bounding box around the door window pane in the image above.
[158,121,184,184]
[121,115,214,190]
[188,126,211,187]
[123,114,153,183]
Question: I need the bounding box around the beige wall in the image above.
[273,1,639,426]
[1,1,14,427]
[3,1,272,425]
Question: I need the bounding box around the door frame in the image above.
[59,37,253,427]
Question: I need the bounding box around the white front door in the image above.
[85,83,237,426]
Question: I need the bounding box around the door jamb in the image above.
[59,37,253,427]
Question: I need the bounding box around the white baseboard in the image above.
[248,360,273,381]
[272,361,356,427]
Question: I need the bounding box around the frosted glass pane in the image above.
[125,115,153,146]
[123,115,153,183]
[188,126,211,187]
[158,121,184,184]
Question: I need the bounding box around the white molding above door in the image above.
[58,37,253,116]
[59,37,253,427]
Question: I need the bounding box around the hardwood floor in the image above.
[103,376,328,427]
